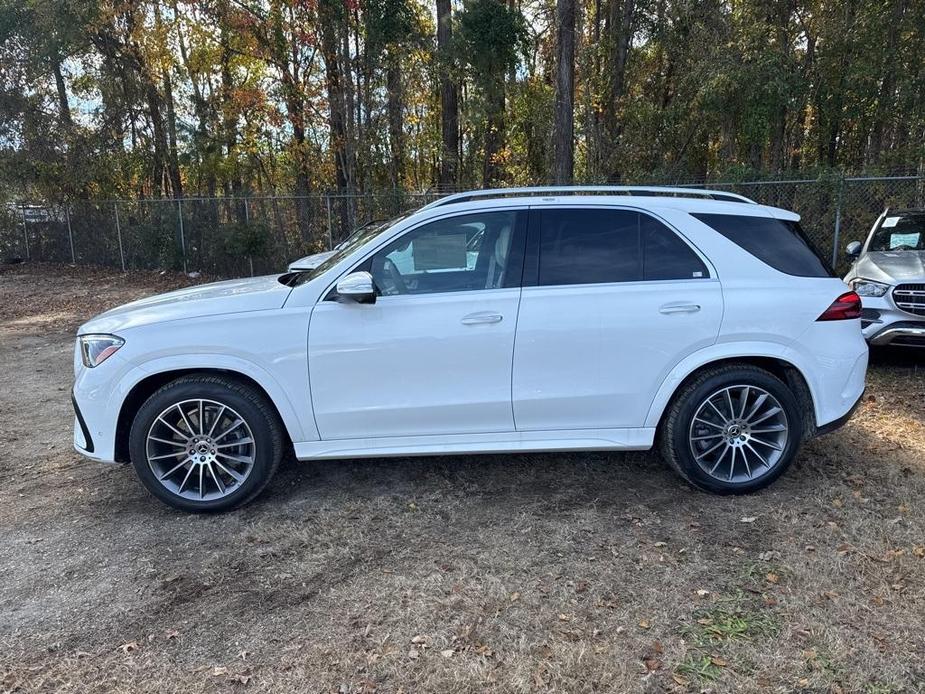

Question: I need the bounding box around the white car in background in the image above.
[73,186,868,512]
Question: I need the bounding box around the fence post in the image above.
[325,194,334,250]
[20,204,30,260]
[177,197,188,273]
[113,202,126,272]
[65,204,76,263]
[831,175,844,268]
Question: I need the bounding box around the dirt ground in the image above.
[1,262,923,694]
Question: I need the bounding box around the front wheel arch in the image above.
[114,369,293,463]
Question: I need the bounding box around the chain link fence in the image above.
[2,175,923,277]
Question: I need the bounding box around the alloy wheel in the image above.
[145,399,256,501]
[688,385,789,483]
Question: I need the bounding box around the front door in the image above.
[512,206,723,430]
[309,209,526,440]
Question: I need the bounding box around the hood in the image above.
[854,251,925,284]
[79,275,292,334]
[288,250,336,271]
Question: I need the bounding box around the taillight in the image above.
[816,291,862,321]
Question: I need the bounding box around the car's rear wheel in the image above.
[658,364,803,494]
[128,375,284,512]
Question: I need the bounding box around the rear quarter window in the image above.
[692,213,834,278]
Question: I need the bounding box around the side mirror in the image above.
[845,241,862,260]
[336,271,376,303]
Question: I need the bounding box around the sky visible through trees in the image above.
[1,0,923,205]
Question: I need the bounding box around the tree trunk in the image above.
[482,83,505,187]
[437,0,459,190]
[552,0,576,184]
[602,0,635,180]
[387,57,405,190]
[319,0,355,235]
[866,0,906,167]
[162,68,184,199]
[51,54,72,126]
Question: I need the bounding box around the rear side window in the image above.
[537,209,708,286]
[642,215,708,281]
[692,213,833,277]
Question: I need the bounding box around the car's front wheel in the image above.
[658,364,803,494]
[128,375,284,512]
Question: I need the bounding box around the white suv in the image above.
[73,187,868,512]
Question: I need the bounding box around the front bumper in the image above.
[859,295,925,347]
[868,321,925,347]
[71,391,95,453]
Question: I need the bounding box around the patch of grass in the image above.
[675,654,724,683]
[680,607,780,647]
[864,684,903,694]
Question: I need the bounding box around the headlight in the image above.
[849,279,890,297]
[79,334,124,368]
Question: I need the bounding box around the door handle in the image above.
[659,303,701,314]
[461,312,503,325]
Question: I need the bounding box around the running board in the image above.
[293,427,656,461]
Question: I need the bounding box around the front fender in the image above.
[119,354,313,444]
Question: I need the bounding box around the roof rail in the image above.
[419,186,757,210]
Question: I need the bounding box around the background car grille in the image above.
[893,284,925,316]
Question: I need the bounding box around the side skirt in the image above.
[293,427,656,461]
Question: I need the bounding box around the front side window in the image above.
[370,211,519,296]
[537,208,708,286]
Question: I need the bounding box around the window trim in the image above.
[523,204,715,289]
[323,207,529,301]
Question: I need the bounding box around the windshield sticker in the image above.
[890,232,920,249]
[882,216,900,228]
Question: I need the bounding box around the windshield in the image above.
[290,214,408,286]
[868,213,925,252]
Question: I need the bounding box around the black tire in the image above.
[657,363,803,495]
[128,375,284,512]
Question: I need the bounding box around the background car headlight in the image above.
[79,334,124,367]
[849,279,890,297]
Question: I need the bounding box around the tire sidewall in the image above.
[669,369,802,494]
[129,380,277,512]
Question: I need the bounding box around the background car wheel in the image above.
[658,364,803,494]
[129,375,284,512]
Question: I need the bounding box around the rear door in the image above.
[512,206,723,430]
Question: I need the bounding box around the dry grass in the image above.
[1,262,923,693]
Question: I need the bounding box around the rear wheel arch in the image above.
[114,368,294,462]
[653,356,817,439]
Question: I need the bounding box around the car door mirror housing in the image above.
[845,241,862,259]
[336,271,377,303]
